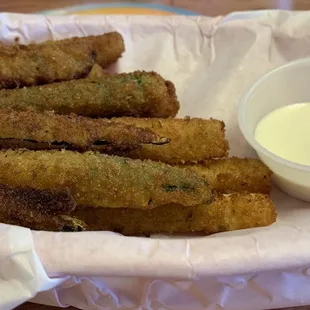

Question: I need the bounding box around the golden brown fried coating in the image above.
[0,32,124,89]
[0,150,213,209]
[183,157,272,194]
[0,109,169,153]
[191,193,276,234]
[89,32,125,68]
[0,183,86,231]
[113,117,229,163]
[73,193,276,236]
[0,71,179,118]
[88,64,106,80]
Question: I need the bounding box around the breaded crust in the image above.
[183,157,272,194]
[192,193,276,234]
[0,183,76,215]
[0,150,213,209]
[0,71,179,118]
[113,117,229,163]
[89,32,125,68]
[87,64,106,80]
[0,32,124,88]
[0,109,169,153]
[72,193,276,236]
[0,183,86,231]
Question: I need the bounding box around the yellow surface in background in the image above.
[76,8,174,15]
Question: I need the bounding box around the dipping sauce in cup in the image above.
[255,103,310,166]
[238,58,310,202]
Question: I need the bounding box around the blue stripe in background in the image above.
[40,2,199,16]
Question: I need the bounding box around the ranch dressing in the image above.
[255,103,310,165]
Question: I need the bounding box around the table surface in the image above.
[1,0,310,15]
[6,0,310,309]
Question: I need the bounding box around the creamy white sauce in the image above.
[255,103,310,165]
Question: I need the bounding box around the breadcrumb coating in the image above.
[0,149,213,209]
[0,32,124,88]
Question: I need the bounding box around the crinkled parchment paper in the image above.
[1,11,310,310]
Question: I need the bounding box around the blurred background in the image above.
[0,0,308,16]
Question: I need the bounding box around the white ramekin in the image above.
[238,58,310,202]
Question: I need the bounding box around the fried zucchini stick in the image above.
[0,109,169,153]
[0,183,86,231]
[0,150,213,209]
[0,71,179,118]
[73,193,276,236]
[184,158,272,194]
[113,117,229,163]
[0,32,125,89]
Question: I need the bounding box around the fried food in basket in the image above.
[112,117,229,163]
[72,193,276,236]
[0,30,276,236]
[0,183,86,231]
[0,32,125,89]
[0,150,213,209]
[0,71,179,118]
[0,109,169,153]
[183,157,272,194]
